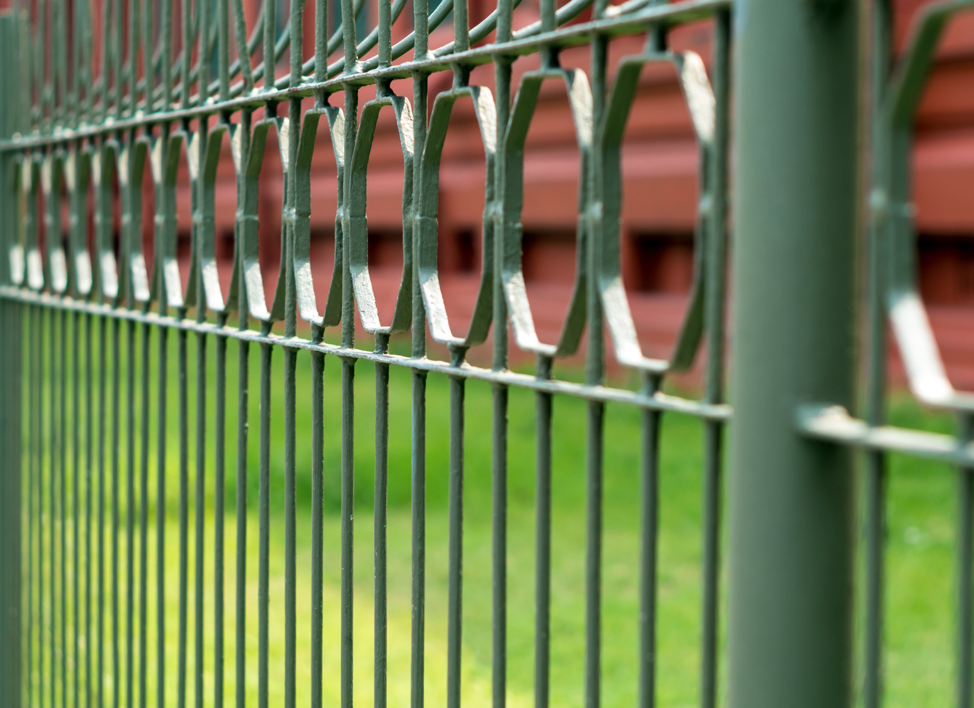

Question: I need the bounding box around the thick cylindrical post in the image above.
[728,2,859,707]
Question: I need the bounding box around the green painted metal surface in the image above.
[2,0,974,706]
[0,0,733,706]
[727,1,858,707]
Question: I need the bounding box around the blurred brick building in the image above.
[79,0,974,381]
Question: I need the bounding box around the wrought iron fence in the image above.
[3,0,974,706]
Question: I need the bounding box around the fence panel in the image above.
[0,0,736,706]
[6,0,974,707]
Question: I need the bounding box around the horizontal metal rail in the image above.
[0,287,731,419]
[798,403,974,467]
[0,0,730,153]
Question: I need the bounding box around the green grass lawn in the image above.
[20,325,973,708]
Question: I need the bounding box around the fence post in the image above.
[727,1,860,707]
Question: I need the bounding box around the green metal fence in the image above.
[3,0,974,706]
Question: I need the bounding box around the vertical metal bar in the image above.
[29,306,37,708]
[312,351,326,708]
[26,306,36,706]
[162,0,173,111]
[156,137,174,706]
[181,0,192,109]
[51,306,59,708]
[697,216,722,708]
[127,0,139,116]
[284,347,297,708]
[218,0,230,100]
[19,3,33,133]
[411,0,430,698]
[315,0,328,84]
[584,21,607,708]
[373,355,389,708]
[199,0,210,106]
[0,299,5,705]
[38,305,46,708]
[46,305,53,708]
[534,381,551,708]
[57,309,68,708]
[2,297,13,708]
[55,0,67,121]
[864,429,887,708]
[9,296,24,708]
[214,331,228,708]
[231,0,254,92]
[377,0,391,67]
[284,0,302,700]
[340,0,357,65]
[17,300,24,708]
[72,309,82,708]
[100,0,111,121]
[289,0,303,88]
[410,368,425,708]
[699,12,730,708]
[59,312,69,708]
[258,341,271,708]
[37,0,47,129]
[86,311,94,708]
[584,401,603,708]
[235,337,249,708]
[111,317,120,708]
[0,300,6,704]
[447,373,465,708]
[865,4,892,706]
[2,299,12,708]
[958,414,974,708]
[8,299,18,708]
[177,326,189,708]
[727,2,859,707]
[234,91,251,708]
[26,304,36,708]
[3,307,9,702]
[0,299,7,708]
[126,318,136,708]
[341,358,355,708]
[2,302,10,704]
[339,0,358,696]
[263,0,276,91]
[143,0,155,112]
[491,2,512,706]
[122,0,132,115]
[195,330,207,708]
[70,0,80,123]
[637,382,660,708]
[452,0,468,53]
[97,314,107,708]
[17,301,24,708]
[2,303,9,707]
[157,322,168,708]
[539,0,554,35]
[2,20,14,667]
[191,69,211,708]
[113,0,123,118]
[138,321,151,708]
[5,298,14,708]
[82,0,94,122]
[0,299,7,707]
[490,379,507,708]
